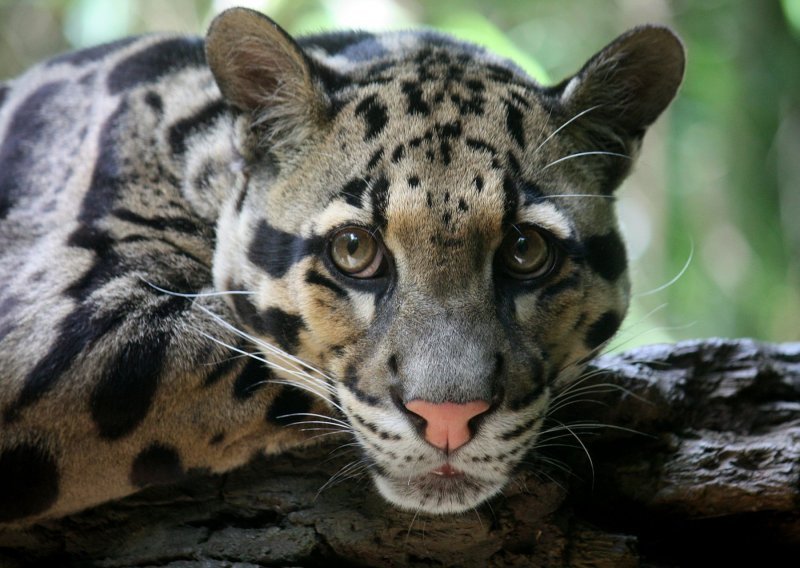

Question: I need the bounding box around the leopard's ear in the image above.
[206,8,328,150]
[559,25,685,137]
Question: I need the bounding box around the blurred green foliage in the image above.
[1,0,797,348]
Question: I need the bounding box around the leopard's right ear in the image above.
[206,8,329,151]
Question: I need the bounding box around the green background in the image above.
[1,0,798,349]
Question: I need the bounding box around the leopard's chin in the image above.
[371,467,505,515]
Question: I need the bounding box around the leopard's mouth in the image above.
[371,462,506,514]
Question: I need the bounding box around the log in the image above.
[1,338,798,566]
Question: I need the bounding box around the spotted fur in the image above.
[0,8,684,523]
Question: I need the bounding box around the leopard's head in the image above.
[207,8,684,513]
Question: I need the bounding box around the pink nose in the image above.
[405,400,490,452]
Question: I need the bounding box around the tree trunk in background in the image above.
[1,339,798,567]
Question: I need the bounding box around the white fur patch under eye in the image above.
[349,290,376,324]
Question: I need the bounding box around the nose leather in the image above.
[405,400,490,451]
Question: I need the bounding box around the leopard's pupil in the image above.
[514,237,529,261]
[346,234,360,255]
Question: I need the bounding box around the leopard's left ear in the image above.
[206,8,329,151]
[559,25,685,138]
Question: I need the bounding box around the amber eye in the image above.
[330,227,384,278]
[500,226,554,278]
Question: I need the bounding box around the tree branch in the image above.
[1,339,798,566]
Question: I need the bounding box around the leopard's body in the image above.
[0,8,684,524]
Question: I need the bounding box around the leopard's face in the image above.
[208,9,683,514]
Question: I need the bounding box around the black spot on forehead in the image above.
[465,138,498,162]
[367,147,384,171]
[340,177,370,208]
[354,94,388,140]
[401,81,430,116]
[502,175,520,225]
[130,443,184,488]
[391,144,405,163]
[504,99,525,148]
[370,175,390,228]
[0,443,60,522]
[520,180,544,204]
[585,230,627,281]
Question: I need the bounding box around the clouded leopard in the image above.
[0,7,684,524]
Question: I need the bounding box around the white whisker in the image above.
[533,105,602,155]
[635,239,695,298]
[542,151,631,171]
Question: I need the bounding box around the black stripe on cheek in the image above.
[257,308,305,353]
[539,271,581,300]
[584,230,627,281]
[306,269,348,299]
[584,311,622,350]
[499,414,540,441]
[247,220,324,278]
[266,386,314,425]
[507,360,545,411]
[231,293,266,335]
[0,444,60,523]
[344,365,382,406]
[130,443,184,488]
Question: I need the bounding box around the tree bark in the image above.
[1,338,798,567]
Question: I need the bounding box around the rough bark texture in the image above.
[1,338,798,567]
